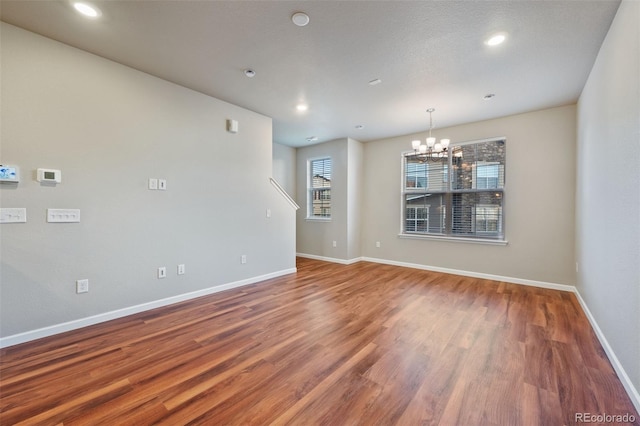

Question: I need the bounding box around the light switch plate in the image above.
[47,209,80,223]
[0,208,27,223]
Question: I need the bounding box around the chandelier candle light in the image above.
[411,108,450,161]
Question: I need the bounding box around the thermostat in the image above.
[0,165,19,183]
[37,168,62,183]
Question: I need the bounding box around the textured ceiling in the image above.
[0,0,621,147]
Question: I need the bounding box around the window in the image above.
[475,204,502,234]
[405,205,429,232]
[308,157,331,218]
[402,138,505,240]
[475,162,500,189]
[405,162,427,189]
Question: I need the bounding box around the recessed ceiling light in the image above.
[244,69,256,78]
[72,2,101,18]
[292,12,310,27]
[483,93,496,100]
[296,104,308,112]
[355,125,364,130]
[368,79,382,86]
[306,136,318,142]
[486,33,507,46]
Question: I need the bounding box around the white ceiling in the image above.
[0,0,620,147]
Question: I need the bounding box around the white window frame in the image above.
[307,157,332,220]
[400,137,507,244]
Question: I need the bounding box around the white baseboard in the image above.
[360,256,576,292]
[296,252,363,265]
[0,267,297,349]
[573,290,640,413]
[297,253,573,291]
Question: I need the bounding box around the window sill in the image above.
[398,233,508,246]
[306,217,332,222]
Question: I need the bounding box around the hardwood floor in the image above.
[1,258,638,425]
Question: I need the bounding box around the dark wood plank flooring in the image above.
[1,258,638,425]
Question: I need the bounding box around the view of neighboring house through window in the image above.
[404,157,448,234]
[308,157,331,218]
[402,138,505,240]
[405,205,429,232]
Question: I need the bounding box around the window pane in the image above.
[404,193,446,234]
[476,204,501,232]
[309,158,331,218]
[476,163,500,189]
[311,189,331,217]
[311,158,331,188]
[451,140,505,190]
[405,158,426,188]
[404,156,447,191]
[452,192,503,238]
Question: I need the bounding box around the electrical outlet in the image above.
[266,208,271,218]
[241,255,247,264]
[76,279,89,294]
[177,264,185,275]
[376,241,381,248]
[158,267,167,278]
[332,241,337,248]
[149,178,158,190]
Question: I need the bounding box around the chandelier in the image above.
[411,108,450,162]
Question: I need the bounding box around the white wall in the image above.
[272,142,296,196]
[346,138,363,260]
[296,138,363,262]
[296,107,576,285]
[361,105,577,286]
[296,139,349,260]
[577,0,640,403]
[0,24,296,341]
